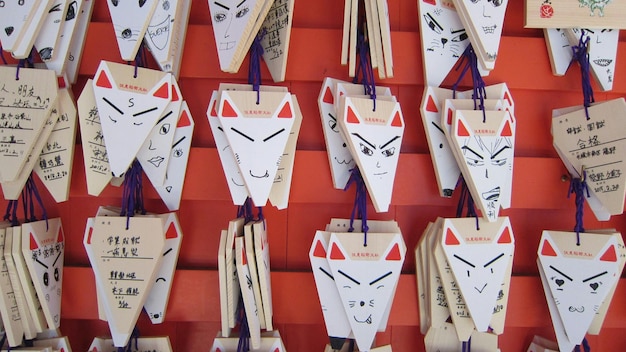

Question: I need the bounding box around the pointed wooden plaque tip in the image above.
[541,239,557,257]
[330,242,345,260]
[323,87,334,104]
[313,240,326,258]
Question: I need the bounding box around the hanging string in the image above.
[131,40,149,78]
[120,160,146,230]
[353,22,377,111]
[452,45,487,122]
[236,296,250,352]
[3,200,18,226]
[116,326,140,352]
[248,29,266,104]
[568,170,589,246]
[455,177,480,230]
[571,30,594,120]
[462,337,472,352]
[0,45,7,65]
[344,168,369,246]
[15,48,35,81]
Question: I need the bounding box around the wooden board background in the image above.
[2,1,626,350]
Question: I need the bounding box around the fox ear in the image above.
[313,240,326,258]
[391,111,403,127]
[329,242,347,260]
[599,245,617,262]
[221,99,239,118]
[497,226,512,244]
[347,106,360,124]
[445,228,462,246]
[95,70,113,88]
[384,242,403,261]
[540,239,558,257]
[500,119,513,137]
[456,117,470,137]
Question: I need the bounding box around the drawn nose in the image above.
[485,169,489,179]
[376,161,381,168]
[441,38,448,47]
[360,301,365,307]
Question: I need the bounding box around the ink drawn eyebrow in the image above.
[230,127,254,142]
[217,126,224,132]
[102,97,124,115]
[369,271,392,285]
[133,107,158,117]
[451,28,466,34]
[263,128,285,142]
[426,13,443,31]
[483,253,504,267]
[549,265,573,281]
[156,111,173,125]
[491,145,510,159]
[338,270,360,285]
[380,136,400,149]
[453,254,475,268]
[583,271,608,283]
[462,146,483,160]
[36,258,49,269]
[172,136,186,148]
[328,113,336,122]
[163,248,173,257]
[431,121,445,134]
[319,267,334,280]
[214,1,229,10]
[237,0,247,7]
[53,251,62,267]
[352,133,375,150]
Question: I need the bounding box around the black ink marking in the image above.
[338,270,360,285]
[380,136,400,149]
[156,111,173,125]
[369,271,392,286]
[163,248,173,256]
[453,254,475,268]
[263,128,285,142]
[172,136,186,148]
[133,106,159,117]
[102,97,124,115]
[214,1,230,10]
[36,258,49,269]
[483,253,504,267]
[319,267,334,280]
[230,127,254,142]
[583,271,608,283]
[351,133,375,150]
[491,145,510,159]
[431,121,445,134]
[550,265,573,282]
[462,145,483,160]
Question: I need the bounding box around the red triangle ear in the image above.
[313,240,326,258]
[330,243,346,260]
[221,100,238,118]
[391,111,403,127]
[500,120,512,137]
[456,118,470,137]
[274,348,280,352]
[385,243,402,261]
[445,228,460,245]
[277,101,293,118]
[87,227,93,245]
[58,227,64,243]
[498,227,512,244]
[165,222,177,239]
[210,101,218,117]
[323,87,334,104]
[426,95,438,113]
[504,91,512,106]
[153,82,170,99]
[241,248,247,265]
[172,85,180,102]
[177,110,191,127]
[57,76,67,89]
[424,0,436,5]
[600,245,617,262]
[347,106,359,124]
[447,108,453,125]
[30,233,38,250]
[541,239,557,257]
[96,71,112,88]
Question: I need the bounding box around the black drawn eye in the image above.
[236,7,249,18]
[328,119,338,133]
[122,28,132,39]
[359,143,373,156]
[111,0,119,6]
[163,1,170,10]
[381,147,395,157]
[349,300,356,308]
[160,123,171,135]
[466,157,484,167]
[423,14,442,34]
[489,0,503,7]
[44,272,49,287]
[174,148,184,157]
[491,158,506,166]
[139,0,147,7]
[452,32,468,42]
[214,12,227,22]
[54,268,59,282]
[66,1,77,21]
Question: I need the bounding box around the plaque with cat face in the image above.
[338,96,404,213]
[92,61,173,176]
[143,212,183,324]
[11,0,51,59]
[421,87,461,197]
[21,218,65,330]
[453,0,508,69]
[327,232,405,352]
[34,0,70,62]
[106,0,158,60]
[89,336,173,352]
[450,109,515,222]
[154,101,194,211]
[566,28,619,91]
[0,0,39,52]
[441,217,514,332]
[418,0,469,87]
[208,0,265,72]
[217,90,295,207]
[137,78,183,188]
[210,331,286,352]
[538,231,623,348]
